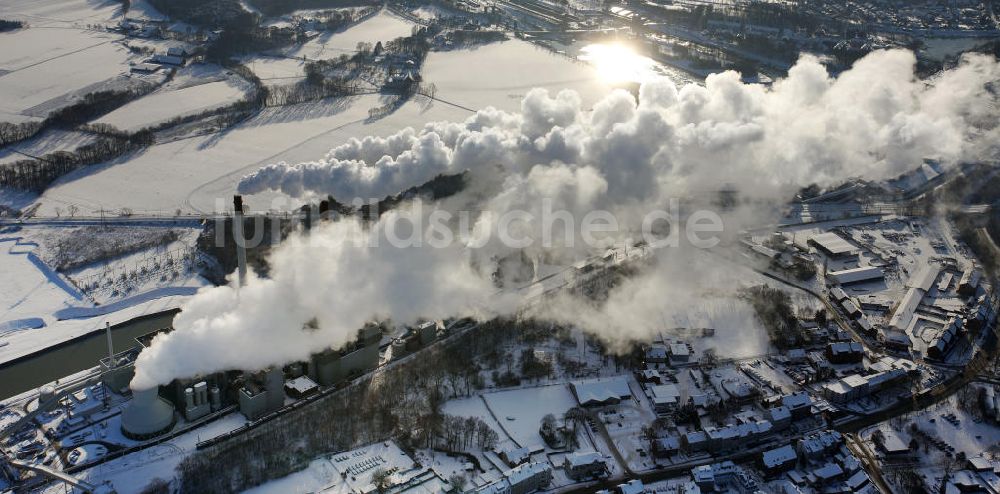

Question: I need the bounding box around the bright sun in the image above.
[579,43,659,84]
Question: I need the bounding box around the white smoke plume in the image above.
[239,50,1000,203]
[134,50,1000,388]
[131,208,520,389]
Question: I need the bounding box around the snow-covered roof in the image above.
[828,266,883,285]
[769,406,791,422]
[813,462,843,480]
[781,392,812,410]
[880,431,909,453]
[830,287,849,301]
[571,377,632,406]
[889,287,924,331]
[285,376,318,394]
[565,451,603,468]
[618,479,644,494]
[810,232,856,255]
[907,264,940,292]
[650,384,680,405]
[828,341,863,356]
[762,445,797,468]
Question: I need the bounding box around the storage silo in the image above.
[121,387,176,440]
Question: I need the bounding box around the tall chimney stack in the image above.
[105,321,115,369]
[233,195,248,287]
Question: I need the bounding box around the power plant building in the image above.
[311,324,381,386]
[239,367,285,420]
[121,387,176,440]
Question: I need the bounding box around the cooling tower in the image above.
[121,387,176,440]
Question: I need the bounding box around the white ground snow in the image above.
[0,0,120,27]
[422,40,612,113]
[0,129,97,165]
[0,29,132,121]
[481,384,579,448]
[34,37,629,215]
[0,238,80,326]
[286,11,417,60]
[0,225,207,362]
[95,80,251,132]
[242,55,308,84]
[37,93,472,215]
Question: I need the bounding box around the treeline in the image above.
[0,19,24,32]
[246,0,378,17]
[440,29,507,47]
[0,84,162,191]
[177,317,535,493]
[148,0,254,30]
[265,79,363,106]
[205,25,299,61]
[0,121,44,148]
[741,284,809,348]
[0,130,152,192]
[0,84,154,148]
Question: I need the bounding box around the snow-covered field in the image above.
[95,80,251,132]
[0,224,207,362]
[482,384,579,448]
[0,129,96,165]
[0,28,131,121]
[37,93,471,215]
[0,237,81,327]
[31,37,627,216]
[422,39,611,113]
[0,0,120,27]
[242,55,308,84]
[286,11,417,60]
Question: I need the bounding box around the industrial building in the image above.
[238,368,284,420]
[959,268,982,296]
[311,323,382,385]
[121,387,176,440]
[827,266,883,285]
[808,232,857,258]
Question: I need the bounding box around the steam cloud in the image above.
[240,50,1000,202]
[133,50,1000,389]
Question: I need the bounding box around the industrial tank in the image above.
[121,387,176,440]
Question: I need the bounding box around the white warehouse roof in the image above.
[828,266,883,285]
[889,287,924,331]
[810,232,856,256]
[907,264,940,292]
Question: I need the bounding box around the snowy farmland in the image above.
[95,80,251,132]
[0,129,96,165]
[242,55,308,85]
[422,39,612,113]
[30,37,629,216]
[36,93,472,216]
[0,29,132,121]
[286,11,417,60]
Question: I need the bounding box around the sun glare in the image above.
[578,43,660,84]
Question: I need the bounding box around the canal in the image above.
[0,310,177,401]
